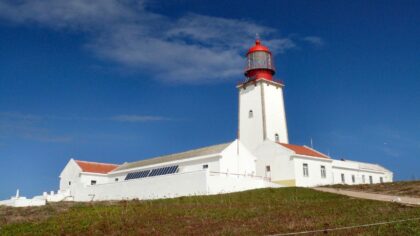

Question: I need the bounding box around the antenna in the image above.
[310,138,314,149]
[255,33,260,40]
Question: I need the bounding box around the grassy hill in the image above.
[327,181,420,198]
[1,187,419,235]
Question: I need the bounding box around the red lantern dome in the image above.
[244,39,275,81]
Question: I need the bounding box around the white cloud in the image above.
[0,0,319,84]
[0,111,171,142]
[303,36,324,47]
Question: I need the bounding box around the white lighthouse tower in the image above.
[238,39,289,151]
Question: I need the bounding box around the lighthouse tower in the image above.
[238,39,289,151]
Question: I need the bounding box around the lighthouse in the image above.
[238,39,289,151]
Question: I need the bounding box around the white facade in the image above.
[238,79,289,151]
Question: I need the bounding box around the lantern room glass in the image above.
[246,51,274,71]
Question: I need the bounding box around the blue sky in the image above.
[0,0,419,199]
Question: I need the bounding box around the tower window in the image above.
[362,175,365,183]
[68,181,71,186]
[115,178,119,182]
[275,133,279,142]
[249,110,253,118]
[352,175,355,183]
[91,180,97,185]
[341,173,345,183]
[303,163,309,177]
[380,177,383,183]
[266,165,271,172]
[369,176,373,184]
[203,164,208,169]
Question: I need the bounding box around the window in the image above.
[249,110,253,118]
[320,166,326,178]
[203,164,209,169]
[68,181,71,186]
[275,133,279,142]
[91,180,97,185]
[303,163,309,177]
[115,178,119,182]
[352,175,355,183]
[266,165,271,172]
[362,175,365,183]
[341,173,345,183]
[380,177,383,183]
[369,176,373,184]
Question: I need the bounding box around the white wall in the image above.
[262,82,288,144]
[80,173,111,186]
[293,156,333,187]
[253,141,295,182]
[59,159,83,194]
[207,172,280,194]
[219,140,256,175]
[238,80,289,151]
[73,170,209,201]
[238,83,264,151]
[331,160,392,185]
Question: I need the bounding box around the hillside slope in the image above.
[1,188,419,235]
[327,180,420,198]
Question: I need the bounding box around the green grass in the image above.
[1,187,419,235]
[327,181,420,198]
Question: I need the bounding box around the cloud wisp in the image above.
[0,112,171,143]
[0,0,322,84]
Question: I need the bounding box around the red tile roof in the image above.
[75,160,119,174]
[278,143,329,159]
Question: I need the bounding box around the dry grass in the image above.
[327,181,420,198]
[0,187,419,235]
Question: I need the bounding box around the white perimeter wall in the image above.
[71,169,280,202]
[73,170,208,201]
[207,172,280,194]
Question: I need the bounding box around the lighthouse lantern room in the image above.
[245,39,275,81]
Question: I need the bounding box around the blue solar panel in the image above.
[125,170,150,180]
[125,166,178,180]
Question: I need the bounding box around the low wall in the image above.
[73,170,208,201]
[207,172,280,195]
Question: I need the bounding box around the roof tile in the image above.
[278,143,329,159]
[75,160,119,174]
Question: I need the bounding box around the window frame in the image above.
[303,163,309,177]
[341,173,345,183]
[275,133,279,142]
[320,165,326,178]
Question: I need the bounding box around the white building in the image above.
[1,39,392,205]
